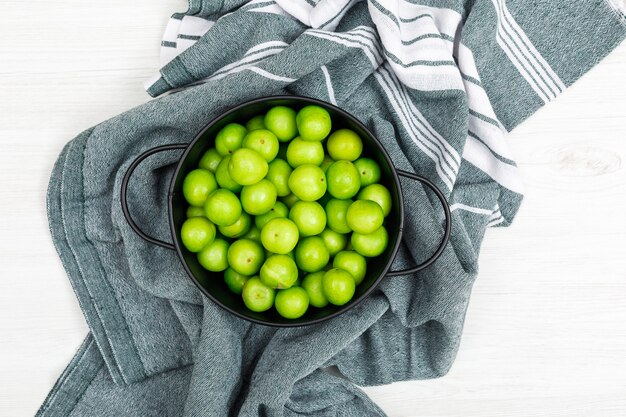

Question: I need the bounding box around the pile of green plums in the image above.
[180,104,393,319]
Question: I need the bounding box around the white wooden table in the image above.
[1,1,625,416]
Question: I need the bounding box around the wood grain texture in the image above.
[0,1,625,416]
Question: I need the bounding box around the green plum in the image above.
[204,189,242,226]
[182,169,218,207]
[215,123,247,156]
[296,105,332,141]
[351,226,388,257]
[295,236,330,273]
[197,238,229,271]
[333,250,367,285]
[218,212,251,238]
[186,206,205,218]
[346,200,384,234]
[357,184,392,217]
[198,148,222,173]
[301,271,328,308]
[243,225,262,243]
[254,201,288,229]
[227,239,265,276]
[286,137,324,167]
[326,129,362,161]
[287,164,326,201]
[289,201,326,236]
[281,193,300,208]
[319,228,347,256]
[224,268,249,295]
[228,148,268,186]
[215,156,243,193]
[264,106,298,142]
[324,199,352,234]
[260,254,299,289]
[246,114,266,131]
[242,277,275,312]
[322,268,356,306]
[260,218,299,254]
[320,155,334,173]
[353,158,381,186]
[181,217,216,253]
[274,287,309,319]
[243,129,279,162]
[325,160,360,199]
[266,158,292,197]
[240,179,277,215]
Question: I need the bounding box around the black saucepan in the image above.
[121,96,451,327]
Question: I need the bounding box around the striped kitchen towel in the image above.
[38,1,625,416]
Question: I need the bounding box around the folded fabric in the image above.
[38,1,625,416]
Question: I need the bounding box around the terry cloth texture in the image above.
[39,1,625,416]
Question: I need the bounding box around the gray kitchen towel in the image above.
[38,1,625,416]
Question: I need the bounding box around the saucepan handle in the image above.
[386,170,451,277]
[120,144,188,250]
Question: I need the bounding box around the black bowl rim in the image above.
[167,95,404,327]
